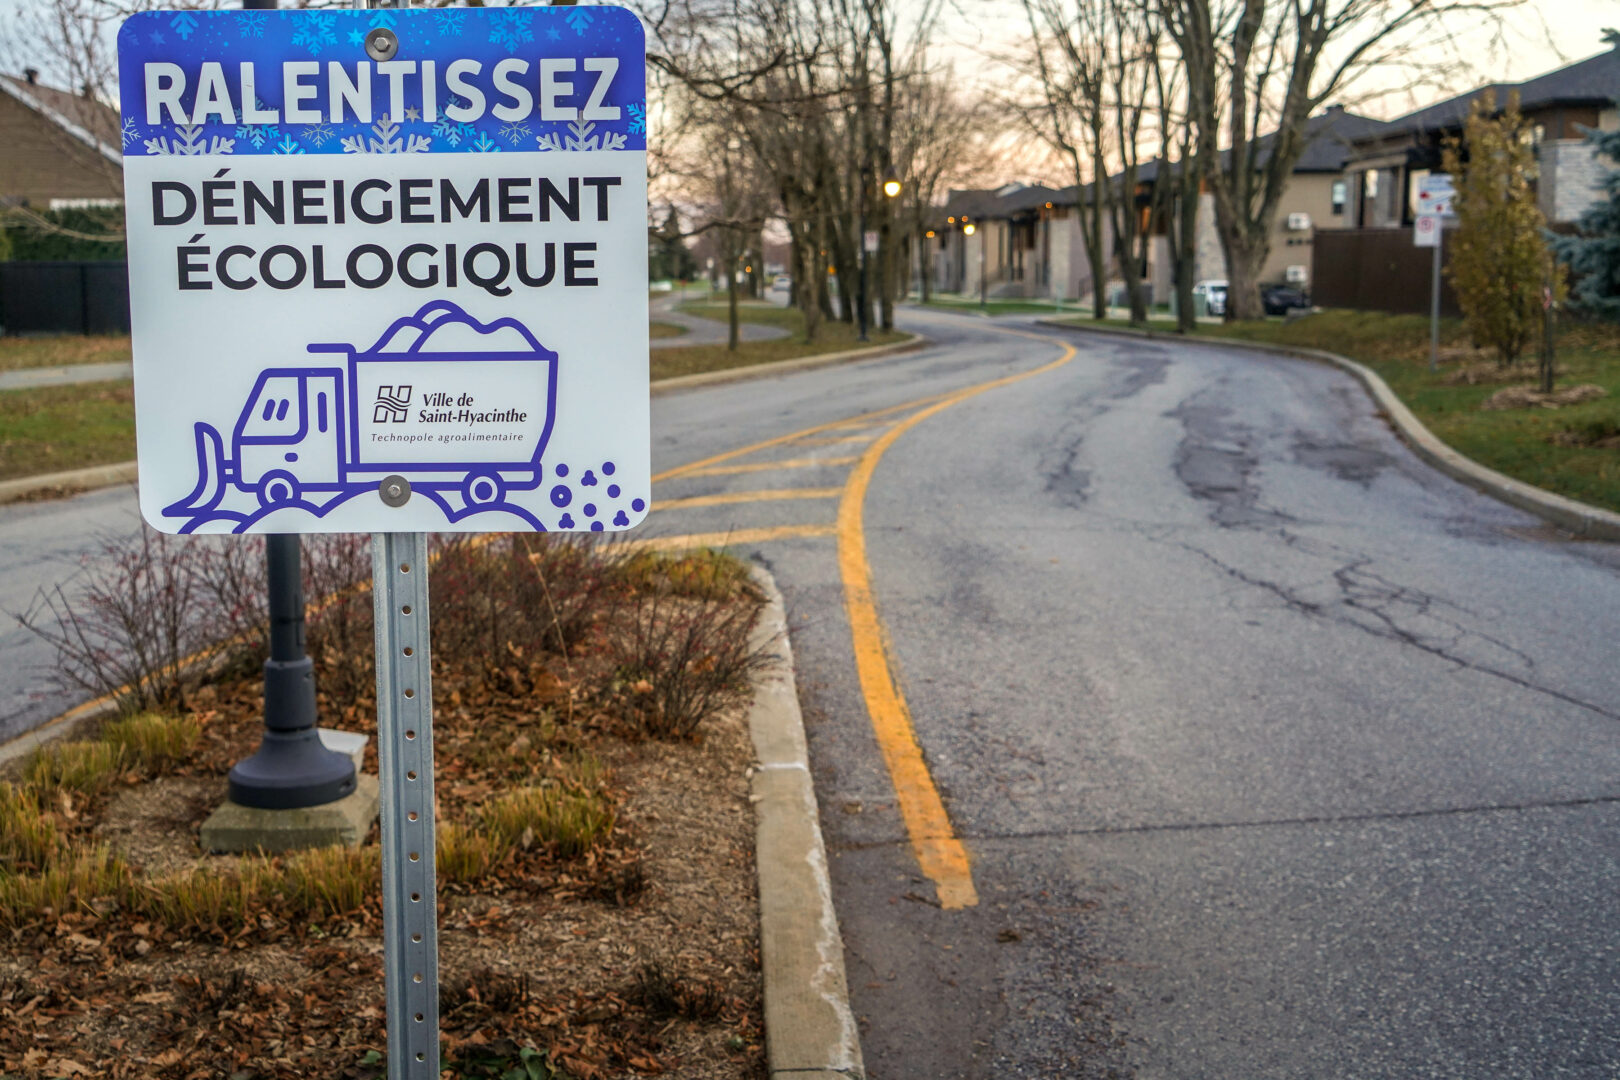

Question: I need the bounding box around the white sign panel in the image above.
[118,7,648,535]
[1417,174,1456,220]
[1414,213,1441,248]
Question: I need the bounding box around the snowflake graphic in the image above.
[434,9,466,36]
[546,26,561,41]
[238,12,266,38]
[168,12,199,40]
[432,118,476,147]
[564,8,593,34]
[290,12,338,56]
[274,136,304,155]
[120,117,139,148]
[470,132,501,153]
[627,103,646,135]
[302,122,335,147]
[342,114,431,154]
[347,28,365,46]
[149,30,166,44]
[233,100,280,149]
[403,107,421,123]
[145,125,234,156]
[536,119,627,152]
[368,9,398,29]
[488,10,533,53]
[499,120,531,145]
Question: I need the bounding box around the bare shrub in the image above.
[608,581,766,740]
[14,527,216,712]
[301,534,376,710]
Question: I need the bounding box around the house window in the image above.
[1331,180,1346,216]
[1364,169,1379,199]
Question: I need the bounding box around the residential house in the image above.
[0,69,123,211]
[930,106,1386,304]
[1342,45,1620,231]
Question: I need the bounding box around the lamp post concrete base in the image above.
[201,730,378,854]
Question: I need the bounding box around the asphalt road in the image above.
[7,308,1620,1074]
[652,309,1620,1077]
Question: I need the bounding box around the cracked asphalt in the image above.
[654,310,1620,1077]
[6,307,1620,1075]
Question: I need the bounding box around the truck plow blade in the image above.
[160,422,228,519]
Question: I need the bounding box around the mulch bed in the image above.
[0,556,768,1080]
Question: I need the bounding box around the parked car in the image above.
[771,274,792,291]
[1192,279,1228,317]
[1261,283,1310,316]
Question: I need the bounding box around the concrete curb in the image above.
[0,460,138,506]
[0,336,927,505]
[746,566,865,1080]
[1038,318,1620,543]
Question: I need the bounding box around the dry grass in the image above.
[101,712,200,775]
[479,783,616,860]
[0,783,58,872]
[0,334,131,372]
[22,739,124,798]
[0,844,133,924]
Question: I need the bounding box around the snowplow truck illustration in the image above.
[163,301,559,519]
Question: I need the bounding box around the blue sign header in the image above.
[118,6,646,156]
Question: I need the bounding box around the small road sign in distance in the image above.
[118,7,649,535]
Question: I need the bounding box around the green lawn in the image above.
[0,334,133,371]
[649,321,689,339]
[1059,309,1620,516]
[0,381,136,480]
[656,302,906,381]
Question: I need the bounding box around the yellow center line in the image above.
[785,433,882,448]
[625,524,836,552]
[654,488,843,511]
[678,456,859,478]
[836,329,1077,910]
[651,393,956,484]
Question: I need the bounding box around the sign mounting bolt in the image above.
[365,27,399,62]
[380,476,412,507]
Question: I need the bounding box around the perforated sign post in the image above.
[1416,173,1457,371]
[119,7,648,1073]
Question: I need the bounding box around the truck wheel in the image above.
[259,470,300,508]
[462,471,504,506]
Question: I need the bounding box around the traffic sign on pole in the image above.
[119,12,647,1078]
[118,7,649,536]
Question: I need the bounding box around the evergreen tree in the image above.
[1552,29,1620,322]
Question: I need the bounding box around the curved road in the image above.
[5,308,1620,1074]
[651,309,1620,1077]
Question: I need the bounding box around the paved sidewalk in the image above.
[0,361,133,391]
[650,291,791,349]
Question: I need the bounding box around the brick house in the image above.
[0,69,123,210]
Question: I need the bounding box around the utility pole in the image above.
[225,0,357,812]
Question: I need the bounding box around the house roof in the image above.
[1370,46,1620,138]
[0,74,123,165]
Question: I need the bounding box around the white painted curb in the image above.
[746,566,865,1080]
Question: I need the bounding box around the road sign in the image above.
[118,7,648,535]
[1417,173,1456,220]
[1414,213,1441,248]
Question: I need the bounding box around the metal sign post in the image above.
[372,528,438,1076]
[117,8,649,1073]
[1415,175,1457,373]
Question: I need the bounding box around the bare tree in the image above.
[1159,0,1523,320]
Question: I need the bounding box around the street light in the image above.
[961,220,984,307]
[883,171,902,200]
